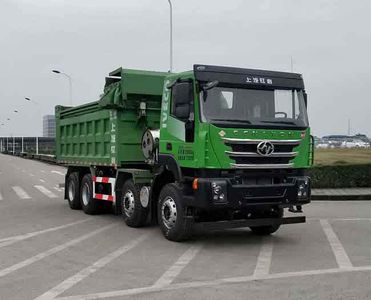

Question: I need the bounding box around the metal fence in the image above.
[0,137,55,155]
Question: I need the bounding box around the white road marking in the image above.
[54,265,371,300]
[34,185,58,198]
[51,170,65,176]
[320,219,353,269]
[40,179,46,183]
[0,192,3,201]
[0,224,115,278]
[0,219,90,248]
[333,218,371,221]
[154,244,203,287]
[253,238,273,277]
[35,234,149,300]
[12,186,31,199]
[308,217,371,222]
[54,187,63,193]
[314,200,368,203]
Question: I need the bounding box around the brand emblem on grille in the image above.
[218,130,226,137]
[256,141,274,156]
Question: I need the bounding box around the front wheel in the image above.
[157,183,193,242]
[249,208,283,236]
[250,224,281,235]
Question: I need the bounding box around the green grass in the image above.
[314,148,371,166]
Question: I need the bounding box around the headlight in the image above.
[211,181,227,203]
[212,182,222,195]
[297,178,309,198]
[297,185,306,197]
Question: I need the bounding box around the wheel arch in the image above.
[158,154,182,181]
[150,169,176,224]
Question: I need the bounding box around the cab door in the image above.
[159,79,197,169]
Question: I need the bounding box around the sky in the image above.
[0,0,370,137]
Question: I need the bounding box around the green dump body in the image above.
[55,68,168,167]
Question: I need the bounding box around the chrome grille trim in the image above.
[230,163,294,169]
[226,151,298,158]
[223,138,302,146]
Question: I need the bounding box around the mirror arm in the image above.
[166,79,178,89]
[202,80,219,91]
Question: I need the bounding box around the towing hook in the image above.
[289,205,303,213]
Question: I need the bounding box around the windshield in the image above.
[200,87,309,128]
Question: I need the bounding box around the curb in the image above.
[311,195,371,201]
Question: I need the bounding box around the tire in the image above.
[121,180,148,228]
[80,174,100,215]
[250,208,283,236]
[66,172,81,210]
[157,183,193,242]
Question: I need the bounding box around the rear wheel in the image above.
[158,183,193,242]
[121,180,148,227]
[249,208,283,235]
[81,174,100,215]
[67,172,81,210]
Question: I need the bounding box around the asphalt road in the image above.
[1,153,371,300]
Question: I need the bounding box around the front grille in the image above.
[223,138,301,169]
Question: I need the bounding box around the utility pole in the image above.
[25,97,43,136]
[36,137,39,155]
[167,0,173,72]
[52,70,73,105]
[347,118,351,136]
[290,56,294,72]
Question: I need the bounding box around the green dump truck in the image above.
[56,65,313,241]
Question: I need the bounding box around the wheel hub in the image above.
[68,181,75,201]
[161,197,177,229]
[123,190,135,217]
[82,183,90,206]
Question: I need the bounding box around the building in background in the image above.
[43,115,55,137]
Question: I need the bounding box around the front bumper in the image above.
[183,176,311,210]
[193,216,306,231]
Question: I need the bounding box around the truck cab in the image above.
[153,65,312,239]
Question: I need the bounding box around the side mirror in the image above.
[303,92,308,107]
[172,82,193,121]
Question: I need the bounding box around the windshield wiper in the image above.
[210,119,251,124]
[260,120,297,125]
